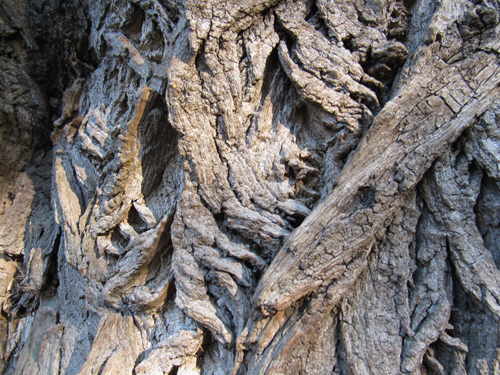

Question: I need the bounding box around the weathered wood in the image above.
[1,0,500,374]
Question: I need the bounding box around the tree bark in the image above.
[1,0,500,374]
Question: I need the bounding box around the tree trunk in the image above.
[1,0,500,373]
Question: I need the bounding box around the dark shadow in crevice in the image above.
[40,231,61,298]
[448,254,499,374]
[138,90,180,221]
[128,205,149,234]
[304,0,330,40]
[474,172,500,269]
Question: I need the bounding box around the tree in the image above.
[1,0,500,373]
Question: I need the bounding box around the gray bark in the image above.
[1,0,500,374]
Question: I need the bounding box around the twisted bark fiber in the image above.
[1,0,500,374]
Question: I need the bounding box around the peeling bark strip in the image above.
[1,0,500,374]
[253,50,500,315]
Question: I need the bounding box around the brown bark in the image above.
[1,0,500,374]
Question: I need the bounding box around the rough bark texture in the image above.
[1,0,500,374]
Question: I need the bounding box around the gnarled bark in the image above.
[1,0,500,374]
